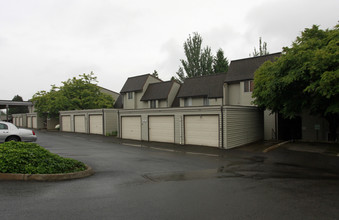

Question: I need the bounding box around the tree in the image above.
[32,72,114,118]
[8,95,29,115]
[176,32,214,81]
[250,37,269,57]
[152,70,159,78]
[253,24,339,141]
[213,48,229,73]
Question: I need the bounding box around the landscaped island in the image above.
[0,142,86,174]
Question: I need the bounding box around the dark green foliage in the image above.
[250,37,269,57]
[31,72,114,118]
[0,142,86,174]
[152,70,159,78]
[8,95,29,115]
[253,24,339,140]
[213,49,229,73]
[176,32,214,81]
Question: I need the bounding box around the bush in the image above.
[0,142,86,174]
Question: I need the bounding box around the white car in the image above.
[0,121,37,143]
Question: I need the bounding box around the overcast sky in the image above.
[0,0,338,101]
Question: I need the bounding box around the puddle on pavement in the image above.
[142,167,243,182]
[141,162,339,183]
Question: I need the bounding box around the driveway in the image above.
[1,131,339,220]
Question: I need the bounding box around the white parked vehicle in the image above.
[0,121,37,143]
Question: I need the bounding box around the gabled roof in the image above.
[140,81,177,101]
[113,95,123,109]
[120,74,152,93]
[176,74,226,98]
[225,52,281,83]
[97,86,120,96]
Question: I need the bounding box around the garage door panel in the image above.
[149,116,174,143]
[89,115,103,135]
[122,117,141,140]
[74,115,86,133]
[32,116,37,129]
[62,116,71,132]
[27,116,32,128]
[185,115,219,147]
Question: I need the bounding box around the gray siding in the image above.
[118,107,223,147]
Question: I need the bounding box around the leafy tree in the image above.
[253,24,339,141]
[213,48,229,73]
[8,95,29,115]
[32,72,114,118]
[176,32,214,81]
[250,37,269,57]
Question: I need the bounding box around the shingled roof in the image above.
[113,95,123,109]
[140,81,177,101]
[120,74,153,93]
[225,53,281,83]
[176,74,226,98]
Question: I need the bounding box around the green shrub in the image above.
[0,142,86,174]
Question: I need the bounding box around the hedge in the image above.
[0,142,86,174]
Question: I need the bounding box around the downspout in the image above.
[221,105,224,149]
[6,104,9,122]
[117,110,120,138]
[102,109,105,136]
[179,116,182,145]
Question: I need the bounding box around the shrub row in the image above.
[0,141,86,174]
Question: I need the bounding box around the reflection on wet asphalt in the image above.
[142,155,339,182]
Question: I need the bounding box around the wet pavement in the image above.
[1,131,339,219]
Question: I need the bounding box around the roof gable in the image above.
[140,81,176,101]
[177,74,226,98]
[120,74,151,93]
[225,53,281,83]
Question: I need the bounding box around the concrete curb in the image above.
[263,141,290,153]
[0,165,94,181]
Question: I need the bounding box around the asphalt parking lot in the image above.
[1,131,339,220]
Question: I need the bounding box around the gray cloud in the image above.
[0,0,337,100]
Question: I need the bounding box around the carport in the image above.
[0,100,33,121]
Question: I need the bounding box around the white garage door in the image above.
[185,115,219,147]
[32,116,37,129]
[14,118,19,126]
[89,115,103,135]
[74,115,86,133]
[149,116,174,143]
[122,116,141,140]
[62,116,71,132]
[27,116,32,128]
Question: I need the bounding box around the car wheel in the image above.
[6,136,20,142]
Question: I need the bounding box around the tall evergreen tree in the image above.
[176,32,214,81]
[251,37,269,57]
[213,48,229,73]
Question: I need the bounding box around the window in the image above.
[128,92,133,99]
[150,100,156,108]
[184,98,192,107]
[244,80,254,92]
[203,97,209,106]
[0,123,8,130]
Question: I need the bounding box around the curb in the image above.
[263,141,290,153]
[0,165,94,181]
